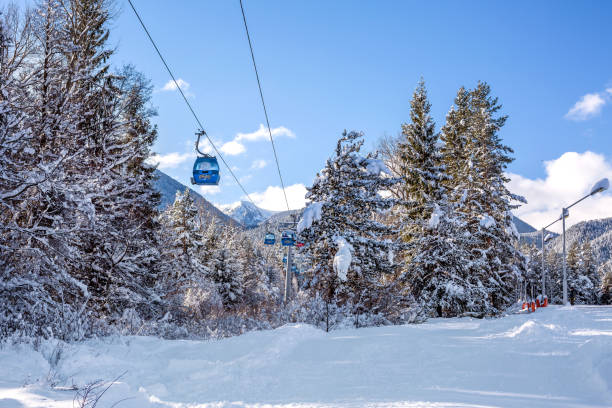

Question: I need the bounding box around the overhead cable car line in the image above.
[239,0,291,212]
[126,0,265,217]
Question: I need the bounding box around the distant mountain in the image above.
[215,198,538,237]
[513,216,536,234]
[153,170,237,227]
[549,217,612,264]
[219,201,278,229]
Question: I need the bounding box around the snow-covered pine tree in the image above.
[234,234,273,314]
[38,0,163,326]
[567,241,599,305]
[159,189,214,321]
[0,4,95,339]
[397,81,479,317]
[546,249,563,304]
[398,80,446,231]
[599,261,612,305]
[299,130,400,327]
[440,82,526,315]
[210,246,244,311]
[440,87,470,187]
[92,65,164,322]
[567,241,581,304]
[60,0,127,321]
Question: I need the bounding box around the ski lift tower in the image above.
[278,214,299,303]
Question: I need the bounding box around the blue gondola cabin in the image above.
[264,233,275,245]
[191,156,220,186]
[281,230,296,246]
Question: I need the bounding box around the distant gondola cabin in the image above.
[264,233,275,245]
[281,231,296,246]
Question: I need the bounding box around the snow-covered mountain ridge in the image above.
[153,170,236,226]
[549,217,612,264]
[219,200,278,229]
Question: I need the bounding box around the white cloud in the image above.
[216,124,295,156]
[182,125,295,160]
[199,185,221,196]
[239,174,253,183]
[146,152,194,169]
[161,78,190,92]
[236,124,296,142]
[220,140,246,156]
[507,151,612,233]
[249,183,307,212]
[250,159,268,170]
[565,92,606,121]
[607,88,612,96]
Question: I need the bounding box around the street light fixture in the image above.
[538,178,609,304]
[560,178,608,304]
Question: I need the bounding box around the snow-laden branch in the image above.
[333,236,352,282]
[297,201,324,234]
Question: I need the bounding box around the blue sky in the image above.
[5,0,612,230]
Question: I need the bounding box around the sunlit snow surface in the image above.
[1,306,612,407]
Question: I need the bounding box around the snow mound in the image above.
[297,201,324,234]
[497,320,558,339]
[333,236,353,281]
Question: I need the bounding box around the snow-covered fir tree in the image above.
[299,130,403,328]
[159,189,215,321]
[440,82,526,315]
[210,246,244,311]
[397,80,447,233]
[546,249,563,304]
[599,261,612,304]
[235,234,274,313]
[397,82,479,317]
[0,4,96,339]
[567,241,599,305]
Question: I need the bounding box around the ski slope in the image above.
[1,306,611,408]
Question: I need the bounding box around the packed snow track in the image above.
[1,306,611,407]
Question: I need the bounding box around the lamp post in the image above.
[559,178,609,304]
[537,178,609,305]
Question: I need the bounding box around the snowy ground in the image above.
[1,306,611,408]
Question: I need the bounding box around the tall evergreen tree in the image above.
[0,4,94,339]
[440,82,526,315]
[567,241,598,305]
[211,247,243,310]
[159,189,214,320]
[299,130,401,326]
[398,82,480,317]
[398,79,446,229]
[440,87,471,189]
[598,261,612,305]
